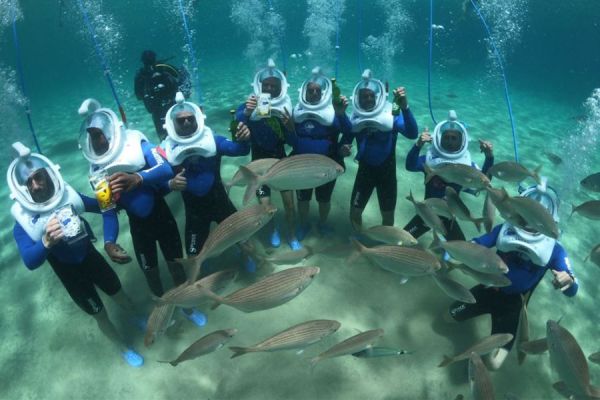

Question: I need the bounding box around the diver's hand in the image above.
[282,108,295,134]
[334,95,349,115]
[416,128,432,148]
[168,168,187,191]
[244,95,257,116]
[393,87,408,110]
[551,270,574,292]
[104,242,132,264]
[235,122,251,141]
[109,172,142,194]
[479,139,494,158]
[338,144,352,157]
[43,217,64,248]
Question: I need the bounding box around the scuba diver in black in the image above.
[134,50,192,141]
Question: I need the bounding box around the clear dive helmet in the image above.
[164,92,206,143]
[432,110,469,159]
[298,67,332,110]
[351,69,387,117]
[7,142,65,213]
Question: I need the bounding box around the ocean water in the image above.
[1,1,599,399]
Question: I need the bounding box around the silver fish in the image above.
[225,158,279,191]
[516,297,529,365]
[438,333,514,367]
[241,154,344,204]
[424,163,491,190]
[487,161,541,184]
[485,187,527,228]
[457,264,512,287]
[584,243,600,268]
[229,319,341,358]
[580,172,600,192]
[482,191,496,233]
[436,237,508,275]
[507,196,559,239]
[352,347,411,358]
[445,187,484,232]
[159,329,237,366]
[351,239,441,277]
[570,200,600,221]
[362,225,419,246]
[431,271,476,304]
[544,152,563,166]
[424,198,455,219]
[547,320,600,399]
[157,269,237,308]
[209,266,320,313]
[186,204,277,282]
[518,338,548,355]
[407,191,448,236]
[264,246,314,265]
[469,352,496,400]
[144,303,176,347]
[310,328,384,367]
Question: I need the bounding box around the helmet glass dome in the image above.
[301,76,329,106]
[79,111,116,162]
[170,103,199,138]
[517,185,560,235]
[258,70,284,99]
[439,121,466,154]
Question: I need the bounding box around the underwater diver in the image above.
[346,69,418,230]
[235,59,301,250]
[77,98,205,326]
[289,67,352,239]
[134,50,192,141]
[444,182,578,370]
[404,110,494,240]
[8,142,144,367]
[160,92,257,272]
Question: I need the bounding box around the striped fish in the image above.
[487,161,541,184]
[156,269,237,308]
[362,225,419,246]
[424,163,491,190]
[310,329,384,367]
[229,319,341,358]
[457,264,511,287]
[159,329,237,366]
[445,187,484,232]
[482,191,496,233]
[240,154,344,204]
[438,333,514,367]
[469,352,496,400]
[144,303,176,347]
[185,204,277,282]
[570,200,600,221]
[431,270,476,304]
[209,266,320,313]
[435,236,508,275]
[351,239,441,277]
[406,191,448,236]
[424,198,454,219]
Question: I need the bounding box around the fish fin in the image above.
[472,218,484,233]
[532,164,543,184]
[157,360,177,367]
[223,181,233,195]
[588,385,600,398]
[211,302,221,311]
[309,357,320,372]
[239,165,261,205]
[517,350,526,366]
[430,231,442,250]
[144,332,155,348]
[229,346,251,359]
[424,165,435,183]
[552,381,575,399]
[438,355,453,367]
[296,349,305,355]
[584,254,590,263]
[569,204,575,221]
[406,189,416,203]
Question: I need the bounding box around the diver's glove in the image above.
[104,242,132,264]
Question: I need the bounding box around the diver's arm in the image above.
[394,108,419,139]
[216,135,250,156]
[80,193,118,244]
[405,145,425,172]
[13,223,48,270]
[551,246,579,297]
[137,141,174,186]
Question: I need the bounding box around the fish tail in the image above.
[430,231,442,250]
[568,204,575,221]
[472,218,484,232]
[532,164,543,184]
[144,332,155,348]
[229,346,252,359]
[309,356,320,371]
[584,254,590,262]
[347,238,366,265]
[437,355,453,367]
[517,350,526,366]
[157,360,178,367]
[239,165,261,205]
[406,189,415,203]
[223,180,233,195]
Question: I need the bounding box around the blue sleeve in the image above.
[550,245,579,297]
[481,156,494,175]
[138,141,174,186]
[13,223,47,270]
[334,113,352,136]
[81,193,118,243]
[472,224,502,247]
[287,123,299,148]
[406,145,425,172]
[215,135,250,156]
[235,103,249,124]
[394,108,418,139]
